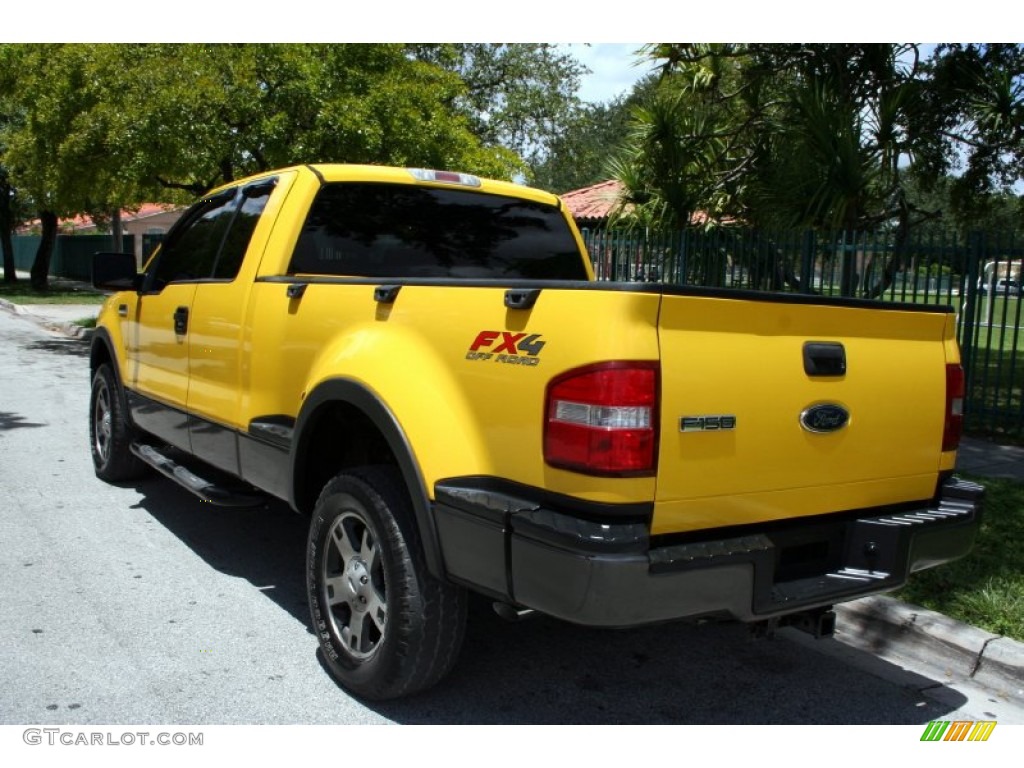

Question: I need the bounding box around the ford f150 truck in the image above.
[89,163,983,700]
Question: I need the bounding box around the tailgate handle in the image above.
[804,342,846,377]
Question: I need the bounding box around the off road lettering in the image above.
[495,354,540,366]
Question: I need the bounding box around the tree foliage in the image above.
[612,44,1024,234]
[412,43,588,172]
[605,44,1023,297]
[0,45,145,288]
[103,44,525,195]
[530,75,658,194]
[915,44,1024,226]
[0,43,585,288]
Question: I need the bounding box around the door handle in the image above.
[173,306,189,335]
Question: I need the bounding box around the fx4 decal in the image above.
[466,331,545,367]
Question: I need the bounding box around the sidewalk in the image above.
[956,436,1024,481]
[0,298,100,338]
[1,285,1022,703]
[0,272,102,338]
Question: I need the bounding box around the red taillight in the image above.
[544,362,659,476]
[943,363,964,452]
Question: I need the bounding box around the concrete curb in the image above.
[0,297,95,340]
[836,595,1024,699]
[0,296,28,316]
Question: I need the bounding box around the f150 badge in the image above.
[800,403,850,433]
[466,331,545,367]
[680,415,736,432]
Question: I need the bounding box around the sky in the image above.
[560,44,652,104]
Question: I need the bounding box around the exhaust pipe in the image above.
[492,602,535,622]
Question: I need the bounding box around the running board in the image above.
[130,443,266,508]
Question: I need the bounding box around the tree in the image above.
[0,164,23,284]
[0,47,28,283]
[99,44,524,196]
[412,44,589,172]
[913,44,1024,222]
[530,75,659,194]
[0,44,145,290]
[0,44,532,288]
[905,175,1024,241]
[609,44,1024,296]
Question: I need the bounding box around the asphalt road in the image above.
[1,309,1021,725]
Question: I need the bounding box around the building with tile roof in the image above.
[560,180,726,228]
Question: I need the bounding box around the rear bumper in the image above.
[433,476,983,627]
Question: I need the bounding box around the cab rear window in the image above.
[288,183,587,280]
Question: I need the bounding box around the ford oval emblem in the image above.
[800,404,850,433]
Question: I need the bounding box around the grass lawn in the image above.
[896,474,1024,641]
[0,279,107,305]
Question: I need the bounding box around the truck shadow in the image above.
[126,479,310,628]
[368,608,973,724]
[23,338,92,358]
[0,411,47,431]
[127,479,971,725]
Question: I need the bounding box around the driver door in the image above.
[128,189,239,450]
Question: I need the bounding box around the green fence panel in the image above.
[12,236,40,271]
[54,235,136,281]
[11,234,136,281]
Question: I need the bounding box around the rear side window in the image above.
[212,181,276,279]
[288,183,587,280]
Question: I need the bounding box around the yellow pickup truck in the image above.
[89,164,983,700]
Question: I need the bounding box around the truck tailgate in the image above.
[653,293,953,536]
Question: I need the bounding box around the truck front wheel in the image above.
[307,466,466,700]
[89,364,147,482]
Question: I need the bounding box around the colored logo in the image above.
[920,720,996,742]
[466,330,545,367]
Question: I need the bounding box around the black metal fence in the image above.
[582,226,1024,440]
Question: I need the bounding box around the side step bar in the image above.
[130,443,266,508]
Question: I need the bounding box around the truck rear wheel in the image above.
[89,364,147,482]
[307,466,466,700]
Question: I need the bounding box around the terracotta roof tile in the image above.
[560,180,624,222]
[19,203,183,233]
[560,180,729,226]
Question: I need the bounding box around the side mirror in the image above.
[92,252,141,292]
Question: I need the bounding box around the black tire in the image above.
[307,466,466,700]
[89,363,147,482]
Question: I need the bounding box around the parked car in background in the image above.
[978,278,1023,296]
